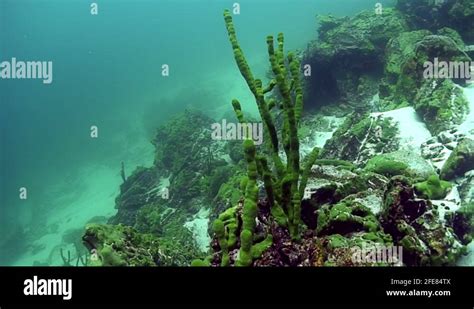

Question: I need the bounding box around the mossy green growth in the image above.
[209,165,234,199]
[241,139,259,233]
[216,172,245,209]
[414,175,452,200]
[213,219,230,266]
[414,79,469,135]
[324,232,394,266]
[215,206,239,250]
[364,155,409,177]
[82,223,166,266]
[320,113,399,163]
[236,229,253,266]
[191,259,211,267]
[449,202,474,244]
[313,159,356,170]
[100,245,127,266]
[326,232,392,250]
[317,199,380,236]
[379,27,471,116]
[251,235,273,259]
[440,138,474,180]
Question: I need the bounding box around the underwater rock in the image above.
[364,155,409,178]
[302,163,387,229]
[414,174,452,200]
[458,170,474,204]
[396,0,474,43]
[316,197,380,236]
[183,208,211,252]
[421,127,466,172]
[109,166,161,226]
[304,8,408,109]
[447,202,474,244]
[440,138,474,180]
[371,150,436,179]
[298,114,345,158]
[83,223,203,266]
[82,224,165,266]
[322,232,395,266]
[381,176,428,227]
[106,109,243,265]
[371,107,433,155]
[380,176,466,265]
[414,79,469,135]
[152,109,232,207]
[134,203,174,235]
[303,164,388,202]
[380,28,471,117]
[382,30,432,90]
[320,112,399,164]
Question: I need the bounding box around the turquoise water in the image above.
[0,0,396,265]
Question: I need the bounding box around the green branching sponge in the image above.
[191,259,211,267]
[251,235,273,259]
[223,8,318,265]
[208,206,240,266]
[299,147,320,201]
[236,229,253,266]
[235,139,259,266]
[213,219,230,266]
[242,139,258,232]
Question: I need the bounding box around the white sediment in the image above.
[183,207,211,253]
[371,107,432,154]
[11,116,155,266]
[431,186,461,223]
[13,164,122,266]
[459,85,474,138]
[300,116,345,157]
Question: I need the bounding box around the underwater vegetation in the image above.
[77,1,474,267]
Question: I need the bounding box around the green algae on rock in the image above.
[447,202,474,245]
[440,138,474,180]
[364,155,409,178]
[304,8,408,110]
[381,176,466,266]
[320,112,400,164]
[316,199,380,236]
[82,224,163,266]
[396,0,474,43]
[414,174,452,200]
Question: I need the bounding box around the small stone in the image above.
[439,131,454,144]
[445,142,457,150]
